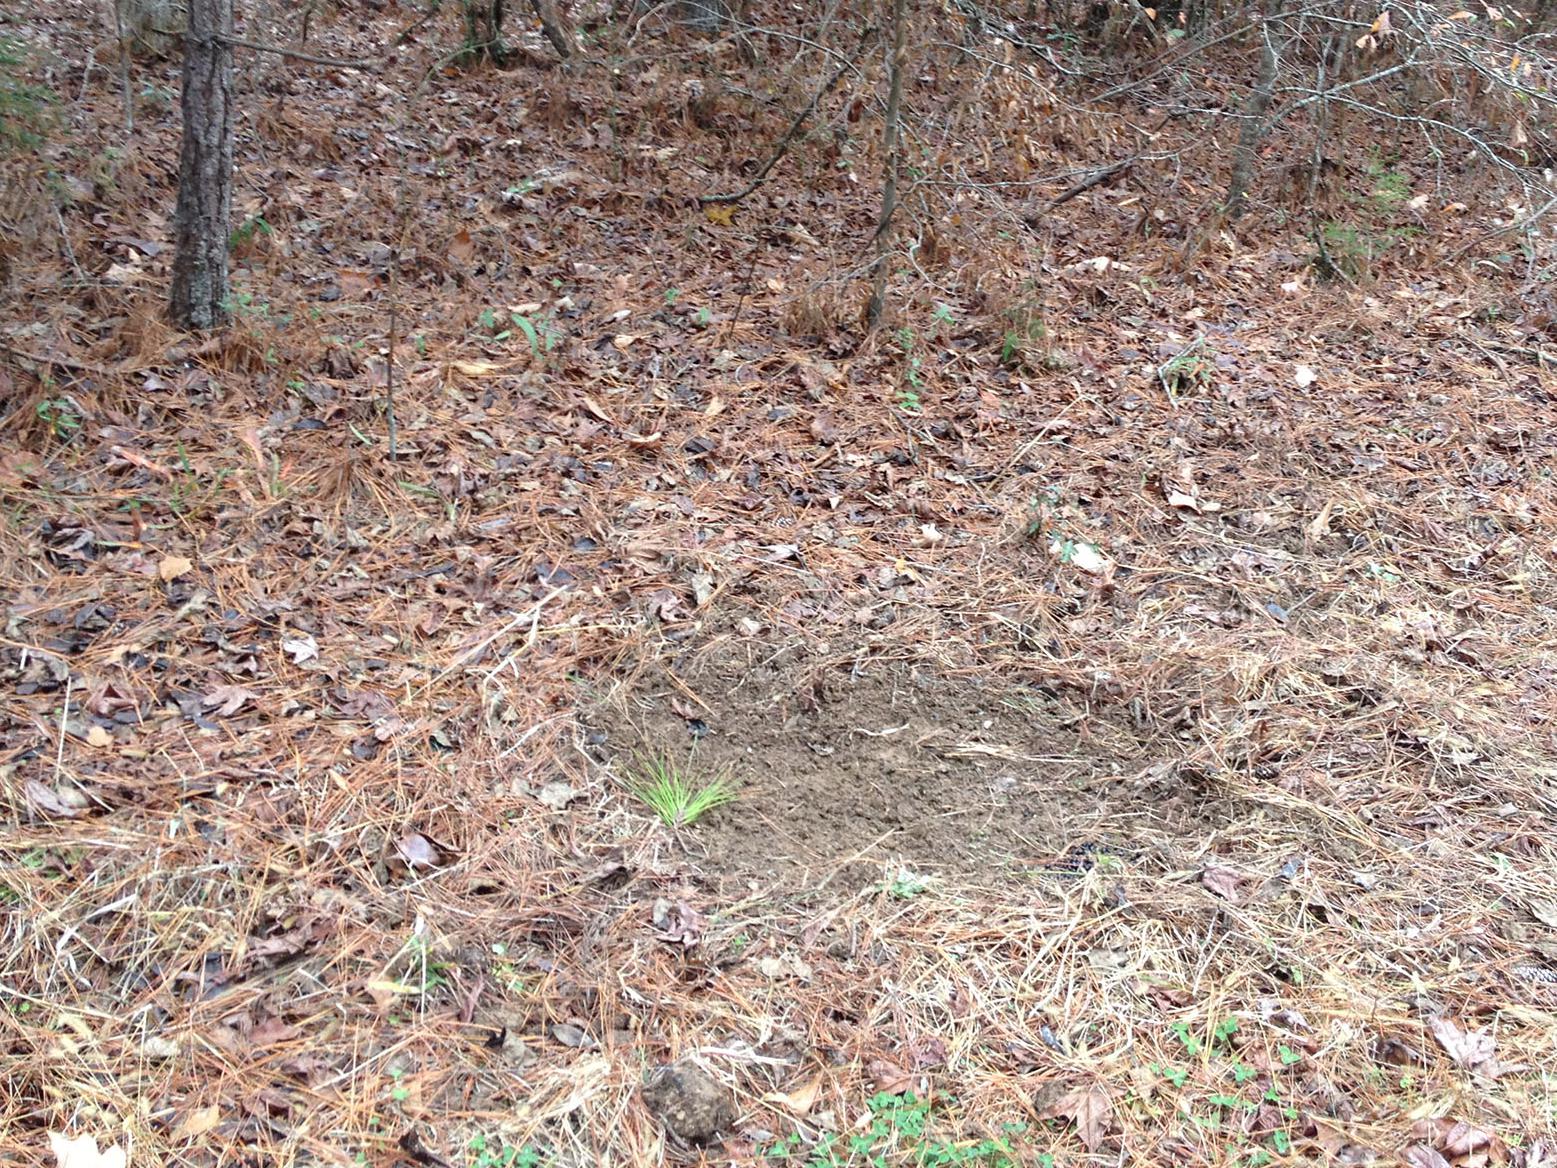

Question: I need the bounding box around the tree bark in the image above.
[529,0,573,58]
[865,0,907,329]
[170,0,234,330]
[1223,7,1278,220]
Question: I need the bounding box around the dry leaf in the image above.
[1401,1146,1452,1168]
[282,634,319,664]
[1036,1084,1114,1150]
[1201,865,1248,902]
[203,685,257,717]
[1427,1016,1499,1075]
[48,1133,127,1168]
[868,1059,914,1095]
[762,1074,822,1114]
[172,1105,221,1143]
[159,555,193,582]
[394,832,441,869]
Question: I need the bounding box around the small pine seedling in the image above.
[632,755,738,828]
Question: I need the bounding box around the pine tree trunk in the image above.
[169,0,234,330]
[1223,8,1277,221]
[865,0,907,329]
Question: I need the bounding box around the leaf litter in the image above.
[1,1,1556,1166]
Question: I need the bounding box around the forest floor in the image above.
[3,2,1557,1166]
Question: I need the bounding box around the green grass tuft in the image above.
[631,754,738,828]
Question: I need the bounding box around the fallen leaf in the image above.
[159,555,194,582]
[868,1059,915,1095]
[1427,1016,1499,1076]
[281,634,319,664]
[172,1104,221,1142]
[1401,1146,1452,1168]
[48,1133,127,1168]
[1201,865,1249,902]
[394,832,441,869]
[203,685,257,717]
[1036,1083,1113,1150]
[762,1074,822,1114]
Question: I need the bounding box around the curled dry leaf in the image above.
[394,832,441,869]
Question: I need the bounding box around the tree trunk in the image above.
[169,0,234,330]
[1223,7,1278,220]
[865,0,907,329]
[529,0,573,57]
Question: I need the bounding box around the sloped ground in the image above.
[3,2,1557,1165]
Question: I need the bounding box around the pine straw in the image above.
[4,4,1557,1166]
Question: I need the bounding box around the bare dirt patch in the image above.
[588,633,1242,888]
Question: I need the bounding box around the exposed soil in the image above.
[589,632,1242,888]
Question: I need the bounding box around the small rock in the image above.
[642,1060,736,1145]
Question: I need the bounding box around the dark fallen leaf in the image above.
[549,1021,592,1048]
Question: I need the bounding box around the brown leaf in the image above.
[203,684,258,717]
[762,1073,822,1115]
[868,1059,914,1095]
[394,832,441,869]
[1401,1146,1452,1168]
[159,554,194,582]
[1036,1083,1113,1150]
[172,1104,221,1142]
[1201,865,1249,902]
[1427,1016,1497,1075]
